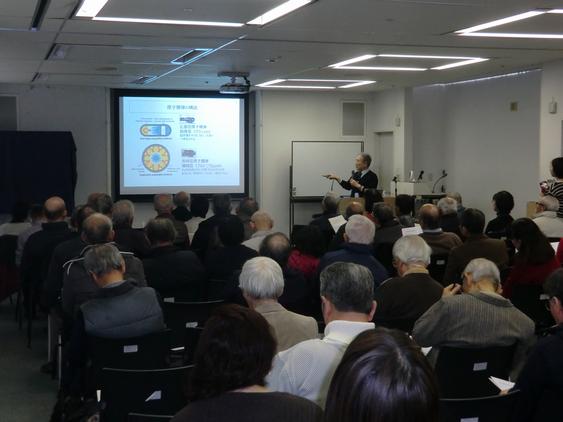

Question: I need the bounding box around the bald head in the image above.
[82,213,114,244]
[251,211,273,232]
[44,196,67,222]
[345,201,365,219]
[418,204,440,230]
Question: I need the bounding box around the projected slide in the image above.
[119,95,245,195]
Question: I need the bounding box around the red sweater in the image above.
[287,250,319,281]
[503,256,560,298]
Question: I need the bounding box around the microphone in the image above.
[392,176,398,183]
[417,170,424,181]
[432,169,448,193]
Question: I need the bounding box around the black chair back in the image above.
[101,365,192,421]
[373,242,395,277]
[0,235,19,302]
[128,413,173,421]
[435,344,516,398]
[428,254,449,285]
[206,278,228,301]
[183,326,204,365]
[440,390,520,422]
[510,284,554,329]
[162,300,223,347]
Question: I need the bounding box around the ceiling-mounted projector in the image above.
[218,71,250,94]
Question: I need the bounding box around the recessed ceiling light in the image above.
[455,10,546,34]
[338,81,376,89]
[379,54,475,60]
[459,32,563,39]
[337,66,427,71]
[329,55,377,68]
[256,78,376,89]
[431,58,489,70]
[170,49,212,65]
[268,85,336,89]
[75,0,109,17]
[256,79,287,87]
[92,16,244,27]
[247,0,316,26]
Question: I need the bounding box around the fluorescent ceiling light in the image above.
[93,16,244,27]
[431,58,489,70]
[170,49,212,65]
[338,66,427,71]
[548,9,563,13]
[379,53,476,60]
[338,81,376,88]
[329,55,377,68]
[256,79,286,87]
[76,0,109,17]
[455,10,546,34]
[247,0,315,26]
[266,85,336,89]
[460,32,563,39]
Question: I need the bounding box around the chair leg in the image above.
[57,333,62,387]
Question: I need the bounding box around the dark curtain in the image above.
[0,131,77,213]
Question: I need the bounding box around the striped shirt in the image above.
[546,181,563,218]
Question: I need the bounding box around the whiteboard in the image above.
[291,141,364,198]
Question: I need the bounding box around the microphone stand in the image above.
[392,176,398,197]
[432,173,448,193]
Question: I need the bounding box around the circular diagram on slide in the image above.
[142,144,170,172]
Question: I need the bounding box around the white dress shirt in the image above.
[267,319,374,408]
[533,211,563,238]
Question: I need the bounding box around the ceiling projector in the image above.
[219,71,250,94]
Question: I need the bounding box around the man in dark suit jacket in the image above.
[442,208,509,284]
[327,153,378,197]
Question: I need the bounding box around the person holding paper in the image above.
[325,153,378,197]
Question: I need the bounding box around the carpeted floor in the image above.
[0,298,57,421]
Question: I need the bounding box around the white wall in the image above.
[0,84,109,205]
[413,70,541,220]
[539,59,563,179]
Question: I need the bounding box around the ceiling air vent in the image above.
[170,49,212,65]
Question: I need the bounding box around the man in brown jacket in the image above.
[442,208,509,284]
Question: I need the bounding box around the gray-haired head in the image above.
[174,191,190,207]
[437,197,458,216]
[82,213,113,244]
[464,258,500,288]
[372,203,395,225]
[345,214,375,245]
[145,218,176,245]
[538,195,559,212]
[88,193,113,216]
[84,243,124,278]
[239,257,284,300]
[154,193,174,214]
[112,200,135,229]
[322,192,339,213]
[320,262,374,314]
[446,192,462,206]
[358,153,372,168]
[392,235,432,266]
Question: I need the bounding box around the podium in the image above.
[390,181,431,196]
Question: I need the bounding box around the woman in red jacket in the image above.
[503,218,560,298]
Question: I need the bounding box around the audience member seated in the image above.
[171,191,192,222]
[260,233,312,315]
[543,156,563,218]
[87,192,113,216]
[240,257,317,352]
[485,190,514,239]
[67,244,165,396]
[15,204,44,267]
[309,192,339,247]
[192,194,231,259]
[412,258,535,379]
[111,200,151,258]
[242,211,275,252]
[61,213,146,317]
[21,197,72,311]
[373,236,443,332]
[288,225,325,282]
[143,218,206,301]
[437,196,462,238]
[447,192,465,218]
[205,215,258,280]
[45,205,94,310]
[395,194,415,227]
[502,218,560,298]
[0,201,30,236]
[442,208,509,284]
[372,203,403,275]
[172,305,322,422]
[324,328,439,422]
[319,215,388,289]
[186,194,209,242]
[327,201,364,251]
[513,269,563,422]
[418,204,462,255]
[532,195,563,238]
[237,197,260,241]
[154,194,189,249]
[267,262,376,408]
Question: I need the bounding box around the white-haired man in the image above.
[242,211,275,252]
[373,235,443,332]
[533,195,563,238]
[240,257,317,352]
[438,196,462,238]
[318,214,388,288]
[413,258,535,379]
